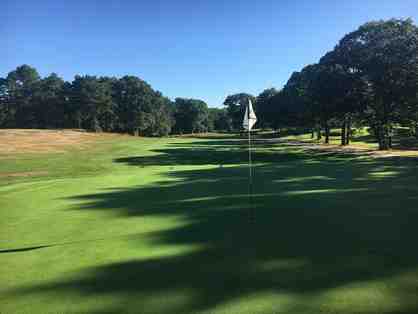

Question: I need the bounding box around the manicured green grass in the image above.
[1,133,418,314]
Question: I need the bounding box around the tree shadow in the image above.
[353,132,418,151]
[113,138,378,167]
[0,245,50,254]
[8,139,418,313]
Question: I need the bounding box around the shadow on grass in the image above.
[9,138,418,313]
[113,138,376,167]
[0,245,51,254]
[353,132,418,151]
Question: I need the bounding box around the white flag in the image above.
[242,99,257,131]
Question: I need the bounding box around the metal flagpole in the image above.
[243,97,256,223]
[248,108,254,223]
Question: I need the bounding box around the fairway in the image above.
[1,132,418,314]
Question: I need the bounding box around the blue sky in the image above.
[2,0,417,107]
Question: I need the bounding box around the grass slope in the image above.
[1,133,418,314]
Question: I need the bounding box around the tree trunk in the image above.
[341,118,346,146]
[377,123,391,150]
[388,125,393,149]
[316,125,322,140]
[379,138,390,150]
[376,124,383,150]
[346,116,352,145]
[324,122,330,144]
[311,128,315,139]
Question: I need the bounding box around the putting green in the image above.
[1,134,418,314]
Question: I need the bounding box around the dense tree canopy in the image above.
[0,66,227,136]
[255,88,280,129]
[173,98,210,134]
[208,108,232,132]
[2,19,418,147]
[223,93,256,130]
[221,18,418,150]
[332,19,418,149]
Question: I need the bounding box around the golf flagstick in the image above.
[248,122,253,222]
[242,98,257,222]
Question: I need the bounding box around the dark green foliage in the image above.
[0,67,175,135]
[173,98,210,134]
[110,76,173,136]
[256,88,280,128]
[0,66,226,136]
[0,78,11,127]
[208,108,232,132]
[241,18,418,150]
[223,93,256,130]
[67,75,112,132]
[33,73,66,129]
[4,65,41,128]
[334,19,418,149]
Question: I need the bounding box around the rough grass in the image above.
[1,130,418,314]
[0,129,115,155]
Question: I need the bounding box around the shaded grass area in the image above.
[1,134,418,313]
[279,126,418,150]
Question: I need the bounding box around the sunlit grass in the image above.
[1,132,418,314]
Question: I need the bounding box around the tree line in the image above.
[223,19,418,150]
[0,66,231,136]
[2,19,417,149]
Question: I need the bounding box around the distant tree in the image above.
[97,77,119,132]
[281,66,321,138]
[321,50,371,145]
[208,108,232,132]
[32,73,66,129]
[1,66,175,136]
[68,75,113,132]
[173,98,209,134]
[304,63,354,144]
[136,92,173,136]
[256,88,280,129]
[223,93,256,130]
[207,108,217,132]
[5,65,41,128]
[0,77,11,127]
[112,76,159,135]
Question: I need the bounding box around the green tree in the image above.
[32,73,66,129]
[281,66,321,138]
[69,75,113,132]
[173,98,209,134]
[208,108,232,132]
[5,65,41,128]
[112,76,155,134]
[335,19,418,149]
[223,93,256,130]
[0,77,12,127]
[256,88,280,129]
[111,76,172,136]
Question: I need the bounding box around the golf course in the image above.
[1,129,418,314]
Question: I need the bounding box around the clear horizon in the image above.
[2,0,417,107]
